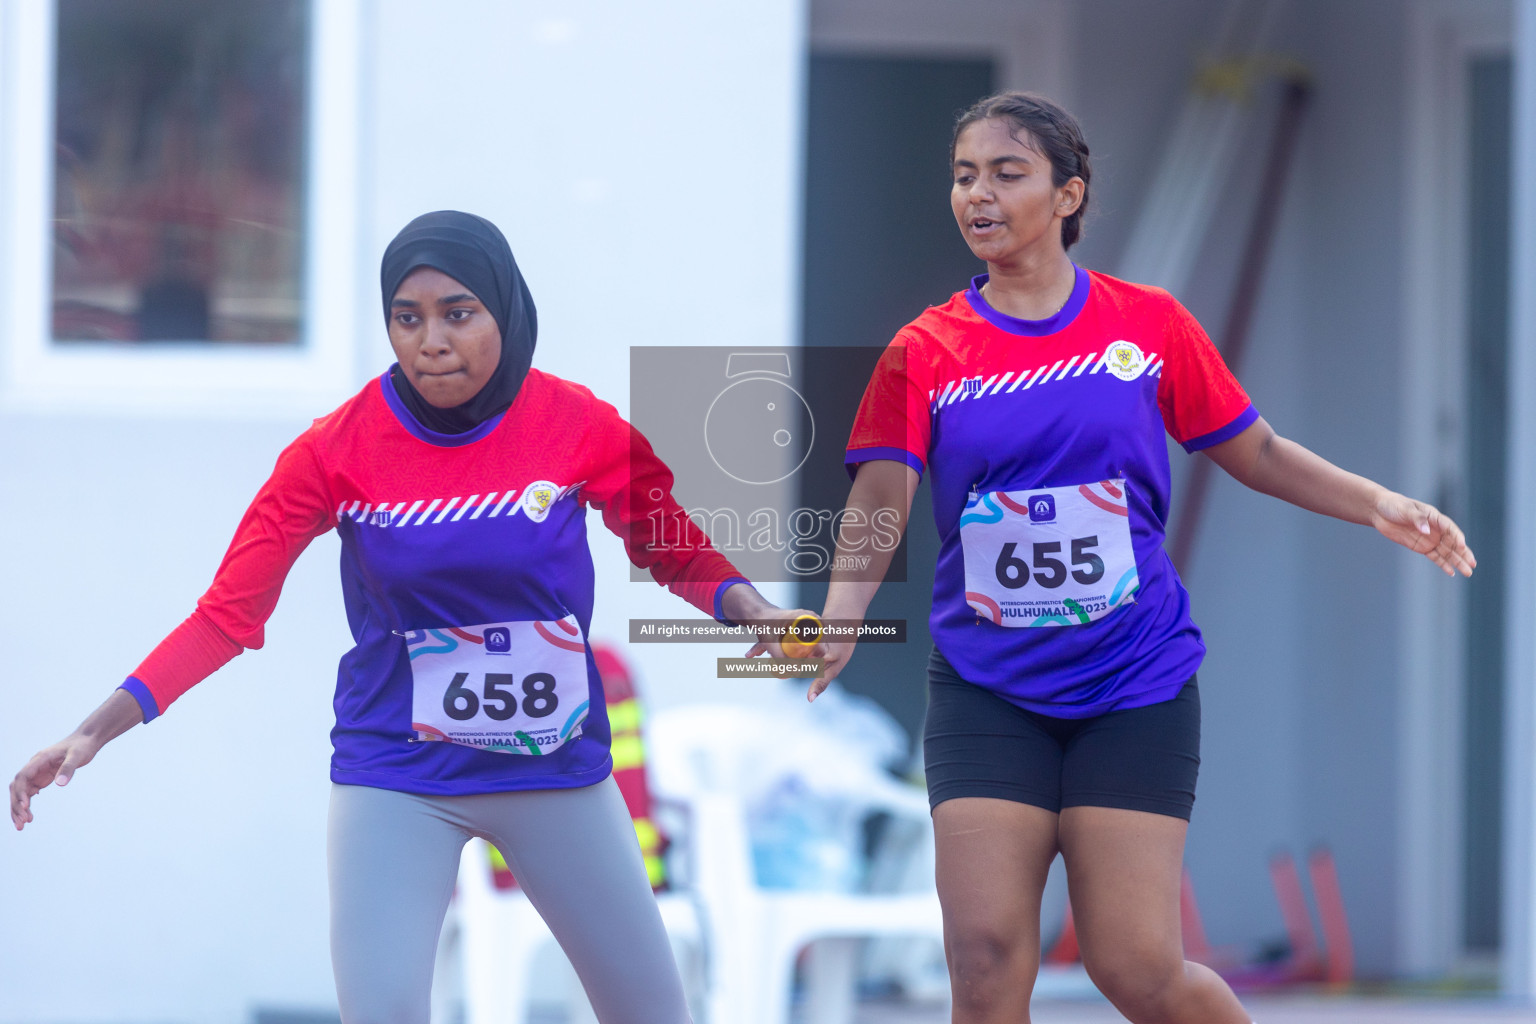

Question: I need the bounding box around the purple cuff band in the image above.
[119,676,160,723]
[714,577,752,624]
[845,447,925,481]
[1181,404,1260,453]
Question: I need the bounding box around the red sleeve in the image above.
[845,334,930,478]
[577,395,749,622]
[118,430,337,720]
[1155,297,1258,452]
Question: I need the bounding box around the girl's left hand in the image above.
[1371,492,1476,577]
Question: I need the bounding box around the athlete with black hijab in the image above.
[10,211,812,1024]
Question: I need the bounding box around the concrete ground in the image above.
[853,995,1536,1023]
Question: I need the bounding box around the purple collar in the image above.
[965,264,1090,336]
[378,372,508,447]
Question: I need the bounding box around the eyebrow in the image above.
[953,153,1037,170]
[390,293,480,308]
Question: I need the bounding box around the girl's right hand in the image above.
[10,734,100,831]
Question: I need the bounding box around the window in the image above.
[0,0,361,414]
[53,0,307,345]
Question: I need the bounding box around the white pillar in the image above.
[1502,0,1536,999]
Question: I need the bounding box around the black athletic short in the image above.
[922,647,1200,820]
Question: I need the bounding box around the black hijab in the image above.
[380,211,538,434]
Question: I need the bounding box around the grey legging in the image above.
[328,777,691,1024]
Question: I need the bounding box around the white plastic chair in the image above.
[648,702,947,1024]
[444,837,706,1024]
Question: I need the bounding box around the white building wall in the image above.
[0,1,807,1021]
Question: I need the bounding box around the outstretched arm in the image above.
[10,431,335,831]
[1202,416,1476,577]
[10,689,142,830]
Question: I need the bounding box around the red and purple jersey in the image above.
[118,369,747,794]
[847,266,1255,716]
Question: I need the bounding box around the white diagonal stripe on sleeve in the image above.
[414,498,443,525]
[1023,363,1059,389]
[490,490,518,517]
[387,502,406,525]
[469,492,499,519]
[434,497,461,523]
[336,502,349,520]
[1006,371,1029,392]
[357,504,373,521]
[1090,351,1108,373]
[452,495,479,521]
[1149,359,1164,376]
[1073,353,1095,376]
[935,381,956,407]
[989,372,1014,395]
[1055,356,1080,381]
[397,500,425,526]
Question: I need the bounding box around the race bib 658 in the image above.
[405,616,591,755]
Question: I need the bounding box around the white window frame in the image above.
[1399,0,1512,979]
[0,0,362,416]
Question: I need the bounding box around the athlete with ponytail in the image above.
[815,93,1473,1024]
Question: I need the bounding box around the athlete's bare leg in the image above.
[934,796,1059,1024]
[1059,806,1248,1024]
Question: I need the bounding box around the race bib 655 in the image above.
[959,480,1139,627]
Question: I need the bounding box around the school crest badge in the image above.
[1104,340,1146,381]
[521,481,560,523]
